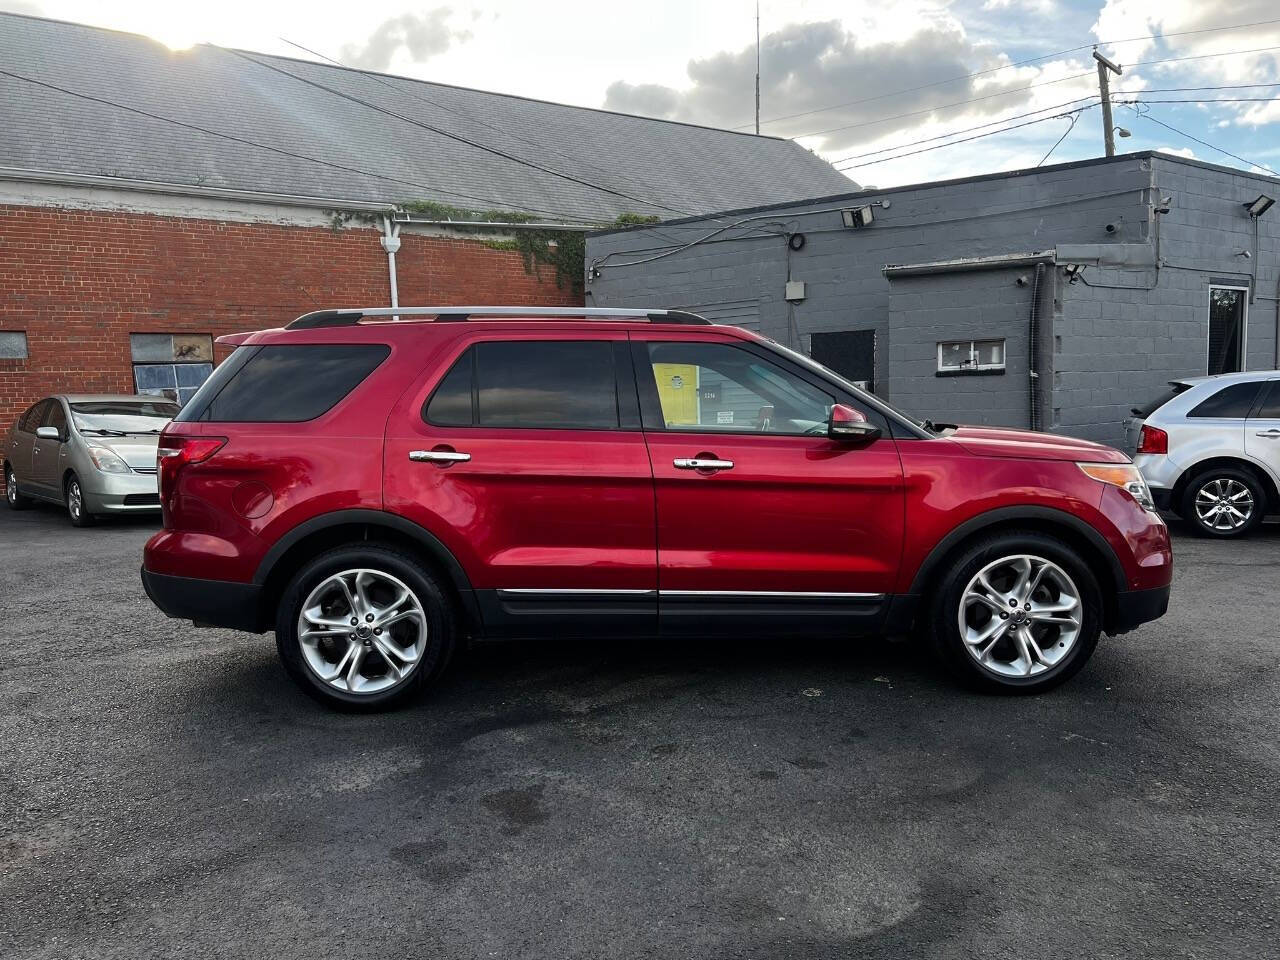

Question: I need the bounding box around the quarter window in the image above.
[937,339,1005,374]
[644,341,833,435]
[130,333,215,406]
[182,344,390,423]
[1188,382,1261,419]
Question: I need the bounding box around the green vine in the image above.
[394,201,660,296]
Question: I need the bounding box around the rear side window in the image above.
[425,341,620,429]
[1255,382,1280,419]
[1188,382,1261,419]
[180,344,389,423]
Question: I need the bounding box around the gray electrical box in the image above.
[785,280,806,302]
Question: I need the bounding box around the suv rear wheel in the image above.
[1181,466,1265,538]
[931,532,1102,694]
[275,544,457,710]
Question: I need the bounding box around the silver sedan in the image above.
[3,394,180,526]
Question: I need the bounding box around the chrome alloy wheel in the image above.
[1194,478,1254,532]
[958,554,1083,679]
[67,479,83,520]
[297,568,428,696]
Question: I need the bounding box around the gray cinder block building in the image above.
[584,152,1280,447]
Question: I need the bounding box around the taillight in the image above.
[156,436,226,503]
[1137,424,1168,455]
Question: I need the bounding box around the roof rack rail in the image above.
[287,306,712,329]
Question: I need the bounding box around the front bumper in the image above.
[141,567,265,632]
[1108,584,1172,635]
[1150,486,1174,511]
[83,472,161,514]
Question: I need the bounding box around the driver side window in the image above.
[643,342,833,435]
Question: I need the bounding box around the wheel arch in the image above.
[254,509,481,635]
[906,506,1127,633]
[1171,456,1277,514]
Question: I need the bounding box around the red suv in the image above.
[141,306,1172,708]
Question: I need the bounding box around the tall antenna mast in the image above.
[754,1,761,135]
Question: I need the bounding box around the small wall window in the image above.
[1208,286,1247,375]
[0,331,28,359]
[130,333,214,405]
[937,339,1005,375]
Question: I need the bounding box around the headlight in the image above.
[1079,462,1155,511]
[87,445,131,474]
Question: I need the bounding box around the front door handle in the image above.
[1255,429,1280,438]
[409,449,471,464]
[673,457,734,471]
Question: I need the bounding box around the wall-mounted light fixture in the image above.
[1244,194,1275,218]
[841,205,875,229]
[1062,263,1085,284]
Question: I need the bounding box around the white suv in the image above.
[1128,371,1280,538]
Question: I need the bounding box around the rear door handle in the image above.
[673,457,734,471]
[409,450,471,464]
[1255,429,1280,438]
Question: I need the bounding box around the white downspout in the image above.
[380,215,402,319]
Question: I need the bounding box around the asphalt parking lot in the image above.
[1,504,1277,960]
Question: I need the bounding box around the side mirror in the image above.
[35,426,62,441]
[828,403,881,442]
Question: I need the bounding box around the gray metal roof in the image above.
[0,13,858,224]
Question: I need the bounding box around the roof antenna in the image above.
[754,1,761,135]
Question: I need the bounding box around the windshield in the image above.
[70,400,180,435]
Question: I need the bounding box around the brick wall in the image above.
[0,203,578,427]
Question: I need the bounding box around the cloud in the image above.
[602,20,1047,152]
[0,1,43,14]
[340,8,471,71]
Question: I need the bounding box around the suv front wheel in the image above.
[275,544,457,710]
[931,532,1103,694]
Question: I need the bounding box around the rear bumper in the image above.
[1150,486,1174,511]
[141,567,265,632]
[1108,584,1171,635]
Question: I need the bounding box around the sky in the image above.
[2,0,1279,190]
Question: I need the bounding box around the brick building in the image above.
[586,151,1280,448]
[0,12,853,425]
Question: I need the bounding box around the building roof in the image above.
[0,12,857,225]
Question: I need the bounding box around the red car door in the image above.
[631,331,905,636]
[384,328,657,637]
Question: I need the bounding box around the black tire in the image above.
[1180,466,1265,539]
[65,473,95,527]
[275,544,457,711]
[930,531,1103,695]
[5,464,31,510]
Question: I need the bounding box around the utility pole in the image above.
[1093,48,1123,157]
[754,1,761,135]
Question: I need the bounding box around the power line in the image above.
[729,16,1280,131]
[225,47,698,219]
[827,96,1098,165]
[0,67,607,222]
[1038,112,1081,166]
[789,44,1280,146]
[793,71,1094,142]
[1125,104,1279,176]
[836,106,1096,170]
